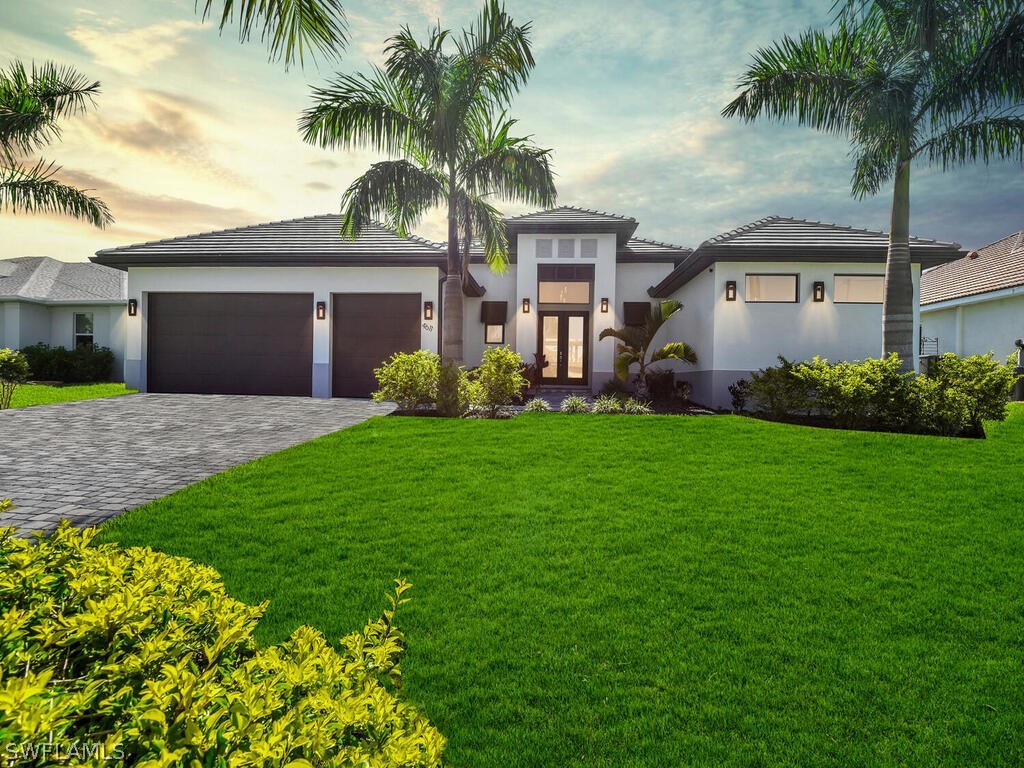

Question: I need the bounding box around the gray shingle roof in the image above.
[920,229,1024,305]
[649,216,964,298]
[92,215,447,269]
[0,257,125,304]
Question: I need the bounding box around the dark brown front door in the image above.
[538,311,589,385]
[147,292,313,395]
[332,293,421,397]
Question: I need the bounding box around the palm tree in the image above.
[723,0,1024,368]
[599,300,697,396]
[300,0,556,366]
[0,61,111,228]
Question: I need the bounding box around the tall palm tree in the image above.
[300,0,556,366]
[599,300,697,395]
[723,0,1024,368]
[0,61,111,228]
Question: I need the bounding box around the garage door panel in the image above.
[148,293,312,396]
[332,293,421,397]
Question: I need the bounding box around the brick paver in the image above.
[0,394,391,533]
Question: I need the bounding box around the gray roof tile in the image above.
[920,229,1024,305]
[0,257,125,303]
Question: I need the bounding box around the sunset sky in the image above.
[2,0,1022,262]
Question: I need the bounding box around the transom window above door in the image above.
[535,237,599,260]
[537,264,594,305]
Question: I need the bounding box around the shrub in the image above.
[373,350,439,411]
[0,498,13,514]
[19,343,114,383]
[728,378,750,413]
[622,397,653,415]
[469,346,527,418]
[0,523,445,768]
[0,348,30,409]
[920,352,1020,436]
[591,394,623,414]
[599,376,632,401]
[747,357,814,418]
[523,397,551,412]
[559,394,590,414]
[436,358,473,417]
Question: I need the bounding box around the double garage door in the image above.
[147,292,421,397]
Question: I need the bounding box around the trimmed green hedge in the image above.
[20,343,114,383]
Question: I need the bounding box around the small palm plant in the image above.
[599,300,697,397]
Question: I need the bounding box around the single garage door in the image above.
[148,292,313,396]
[332,293,421,397]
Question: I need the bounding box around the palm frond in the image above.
[0,158,111,228]
[650,342,698,366]
[0,61,100,155]
[613,349,640,381]
[460,192,509,271]
[453,0,536,110]
[460,109,556,206]
[918,114,1024,167]
[200,0,347,67]
[384,24,448,110]
[339,159,444,239]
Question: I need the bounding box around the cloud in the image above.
[305,181,335,191]
[67,18,201,75]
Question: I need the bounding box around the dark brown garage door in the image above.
[332,293,421,397]
[148,293,313,396]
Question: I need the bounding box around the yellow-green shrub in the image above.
[0,523,445,767]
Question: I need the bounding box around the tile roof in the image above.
[92,215,447,269]
[504,205,637,225]
[649,216,963,298]
[920,230,1024,305]
[618,236,692,263]
[504,205,639,243]
[0,257,125,303]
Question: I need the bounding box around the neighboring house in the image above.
[920,229,1024,361]
[91,207,962,407]
[0,257,127,374]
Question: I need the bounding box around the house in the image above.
[920,229,1024,360]
[91,207,962,407]
[0,257,127,373]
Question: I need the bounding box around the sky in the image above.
[1,0,1022,262]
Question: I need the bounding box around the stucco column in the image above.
[312,293,331,398]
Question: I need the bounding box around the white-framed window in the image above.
[580,238,598,259]
[834,274,884,303]
[745,274,799,303]
[536,239,553,258]
[538,281,591,304]
[74,312,94,347]
[557,238,575,258]
[485,324,505,344]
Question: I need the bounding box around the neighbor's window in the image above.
[539,281,591,304]
[834,274,884,303]
[536,238,553,259]
[485,324,505,344]
[557,238,575,258]
[74,312,94,347]
[580,238,598,259]
[745,274,799,303]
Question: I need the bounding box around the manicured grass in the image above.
[9,382,137,408]
[101,407,1024,767]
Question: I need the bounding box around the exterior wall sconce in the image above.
[522,297,531,314]
[812,281,825,302]
[725,281,737,301]
[127,298,138,317]
[600,297,609,313]
[315,301,327,320]
[423,301,434,320]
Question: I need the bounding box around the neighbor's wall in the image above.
[47,304,126,378]
[921,290,1024,359]
[15,302,50,349]
[125,266,440,396]
[463,265,517,367]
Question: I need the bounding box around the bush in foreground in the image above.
[19,343,114,383]
[0,524,445,767]
[468,346,527,418]
[0,348,30,409]
[373,350,440,411]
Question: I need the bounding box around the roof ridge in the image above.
[19,256,61,299]
[701,215,960,249]
[702,216,782,246]
[627,235,692,251]
[504,205,636,223]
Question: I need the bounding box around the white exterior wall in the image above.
[125,266,440,397]
[660,268,717,404]
[464,264,517,367]
[921,289,1024,359]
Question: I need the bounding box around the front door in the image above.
[539,312,589,385]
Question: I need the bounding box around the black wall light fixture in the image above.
[522,297,531,314]
[725,281,737,301]
[315,301,327,320]
[600,297,609,313]
[424,301,434,320]
[127,298,138,317]
[812,281,825,302]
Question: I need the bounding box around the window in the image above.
[580,238,598,259]
[485,324,505,344]
[745,274,799,303]
[480,301,508,344]
[623,302,651,327]
[539,281,591,304]
[536,238,553,259]
[834,274,884,303]
[557,238,575,258]
[74,312,94,347]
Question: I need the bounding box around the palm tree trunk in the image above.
[442,175,464,366]
[882,158,915,371]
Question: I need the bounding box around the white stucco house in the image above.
[91,206,962,408]
[0,257,127,374]
[920,229,1024,361]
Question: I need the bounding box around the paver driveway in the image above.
[0,394,391,532]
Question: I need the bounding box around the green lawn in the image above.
[10,382,136,408]
[100,407,1024,767]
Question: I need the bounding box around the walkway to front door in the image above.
[538,311,589,386]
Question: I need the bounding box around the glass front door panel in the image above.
[541,315,560,380]
[566,315,584,381]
